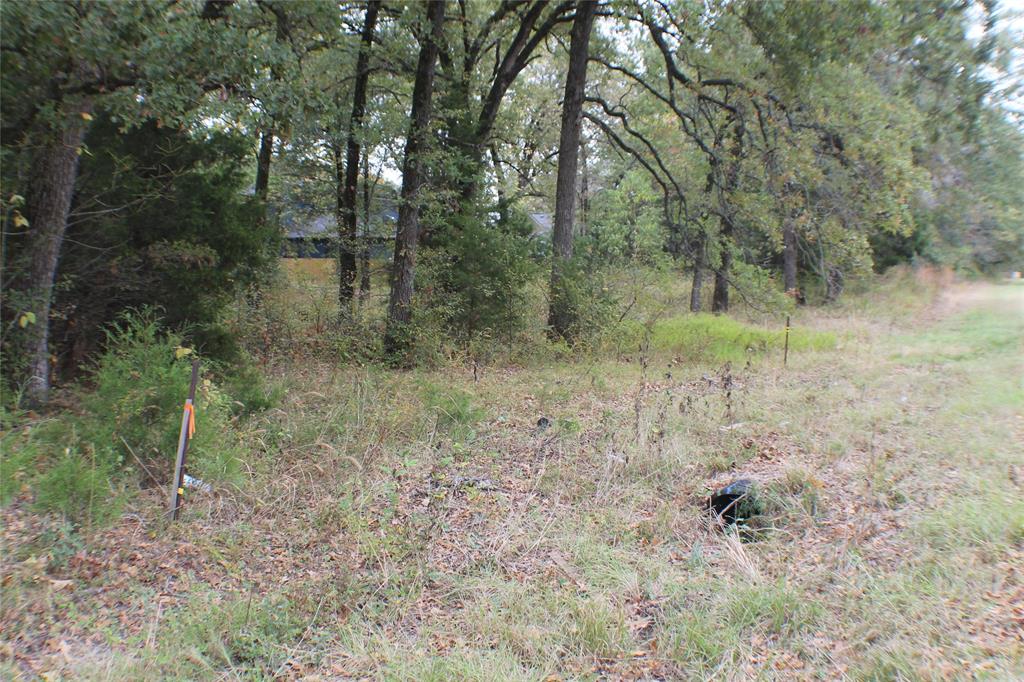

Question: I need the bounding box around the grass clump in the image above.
[662,580,818,674]
[571,597,630,657]
[915,492,1024,551]
[649,313,834,364]
[421,382,486,439]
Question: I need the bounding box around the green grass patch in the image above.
[915,491,1024,551]
[662,579,818,674]
[420,382,486,440]
[648,313,835,364]
[892,303,1024,365]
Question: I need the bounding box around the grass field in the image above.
[2,274,1022,680]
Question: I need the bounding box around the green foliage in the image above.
[114,590,312,680]
[48,115,275,365]
[909,111,1024,272]
[648,314,834,364]
[34,448,124,527]
[583,170,666,264]
[420,210,540,344]
[664,579,818,673]
[421,382,485,440]
[0,413,41,504]
[220,362,284,417]
[548,257,620,345]
[5,311,244,525]
[916,493,1024,551]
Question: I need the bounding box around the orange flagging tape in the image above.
[184,402,196,438]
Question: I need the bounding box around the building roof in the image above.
[284,208,398,240]
[528,212,553,235]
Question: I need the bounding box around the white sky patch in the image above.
[968,0,1024,120]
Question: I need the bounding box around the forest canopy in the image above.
[2,0,1022,404]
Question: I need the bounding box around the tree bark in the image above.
[825,264,844,303]
[548,0,597,340]
[20,99,92,405]
[339,0,381,317]
[333,142,349,297]
[711,238,731,312]
[359,149,372,305]
[384,0,445,357]
[578,133,589,235]
[254,130,274,201]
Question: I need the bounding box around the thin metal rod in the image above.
[783,314,791,367]
[169,360,200,520]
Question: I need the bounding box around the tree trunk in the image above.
[339,0,381,317]
[359,150,372,305]
[782,217,798,298]
[384,0,445,357]
[711,241,731,312]
[690,236,706,312]
[489,144,509,225]
[711,121,744,314]
[825,264,844,303]
[333,143,352,307]
[254,130,274,201]
[548,0,597,340]
[20,100,92,406]
[254,6,289,208]
[578,133,589,235]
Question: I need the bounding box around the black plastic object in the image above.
[707,479,758,524]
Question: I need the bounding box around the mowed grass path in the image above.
[3,283,1022,680]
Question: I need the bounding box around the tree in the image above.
[0,1,232,404]
[51,116,271,368]
[711,117,744,313]
[338,0,382,317]
[548,0,598,340]
[384,0,446,359]
[434,0,574,206]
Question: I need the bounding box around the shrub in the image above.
[42,115,277,369]
[220,361,284,416]
[418,210,540,347]
[5,310,244,525]
[547,257,619,346]
[34,448,123,527]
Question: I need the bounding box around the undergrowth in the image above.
[1,311,259,526]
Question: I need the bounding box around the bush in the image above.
[220,361,284,416]
[13,114,278,380]
[548,257,619,346]
[34,448,123,527]
[4,310,245,525]
[418,210,539,347]
[76,310,243,482]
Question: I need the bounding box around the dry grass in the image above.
[3,270,1022,680]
